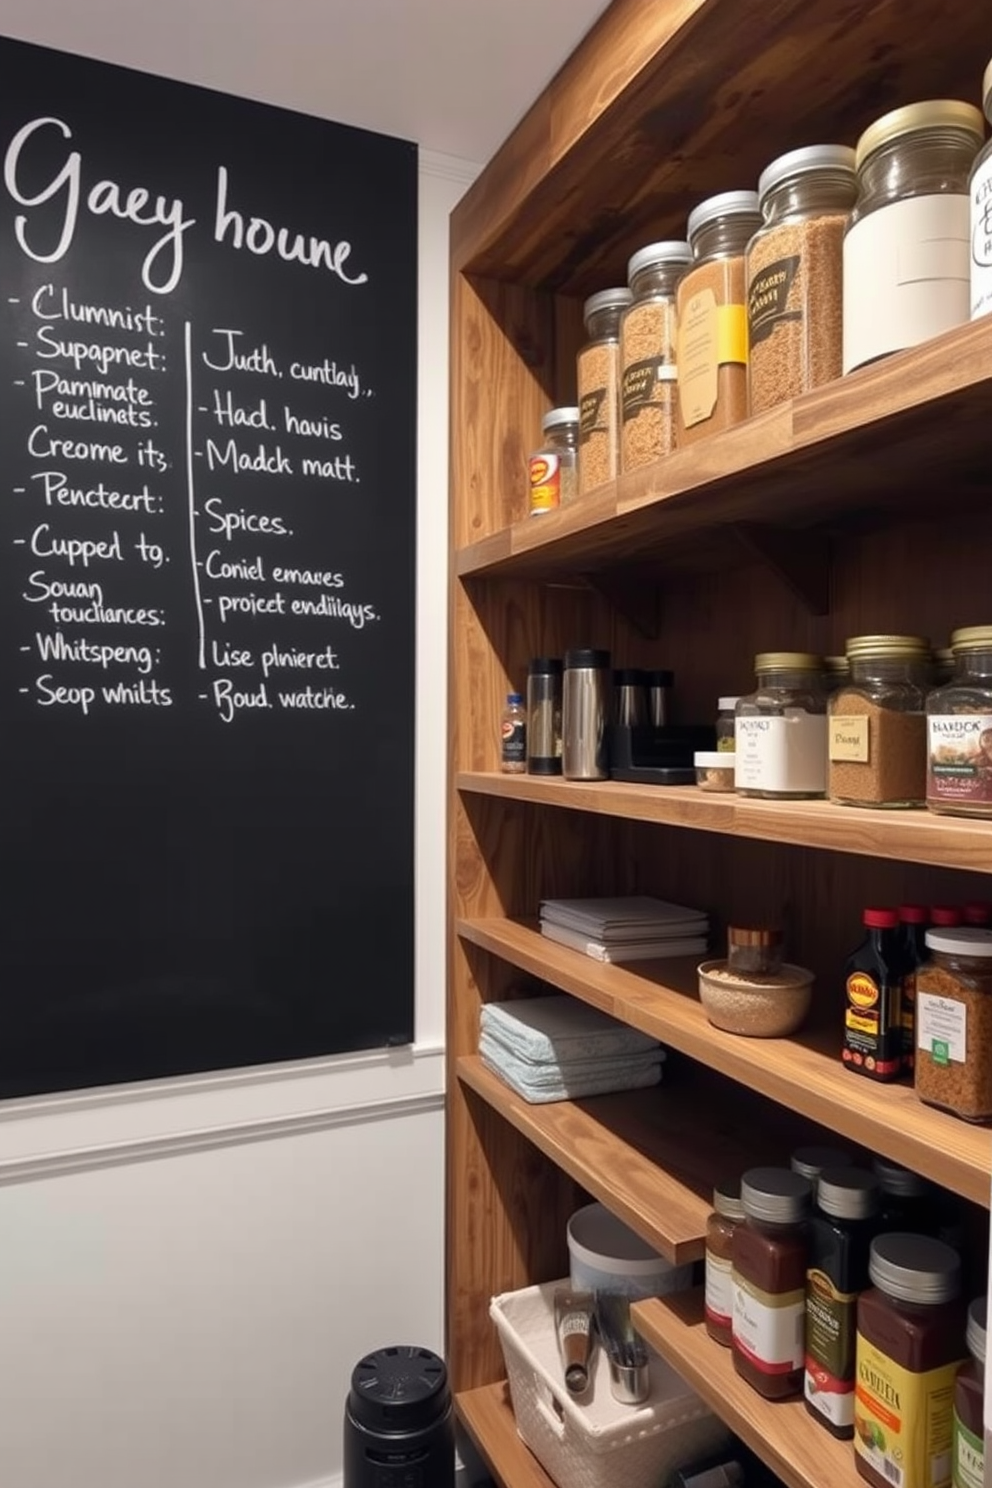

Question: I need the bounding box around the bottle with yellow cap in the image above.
[926,626,992,818]
[843,100,985,374]
[735,652,828,799]
[970,58,992,320]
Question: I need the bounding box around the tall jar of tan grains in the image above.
[746,145,857,416]
[619,240,691,472]
[677,191,762,447]
[576,287,631,495]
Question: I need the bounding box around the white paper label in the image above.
[732,1273,804,1371]
[734,712,827,793]
[972,152,992,320]
[918,992,967,1064]
[844,194,971,372]
[705,1250,733,1327]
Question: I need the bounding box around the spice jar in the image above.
[577,288,630,495]
[705,1178,745,1347]
[970,59,992,321]
[716,696,740,750]
[620,241,691,471]
[953,1298,986,1488]
[805,1167,880,1439]
[843,908,905,1082]
[528,407,578,515]
[791,1145,854,1192]
[915,928,992,1123]
[855,1234,965,1488]
[677,191,762,447]
[927,626,992,818]
[732,1167,810,1399]
[829,634,930,808]
[526,658,562,776]
[844,101,984,374]
[727,926,783,977]
[747,144,857,415]
[735,653,827,799]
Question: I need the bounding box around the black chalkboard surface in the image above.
[0,37,417,1095]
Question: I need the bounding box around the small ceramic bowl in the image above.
[697,958,814,1037]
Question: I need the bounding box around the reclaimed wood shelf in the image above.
[456,1382,555,1488]
[458,917,992,1208]
[632,1290,858,1488]
[457,772,992,875]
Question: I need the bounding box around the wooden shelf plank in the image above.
[457,917,992,1207]
[456,1382,556,1488]
[457,772,992,876]
[454,319,992,580]
[632,1290,857,1488]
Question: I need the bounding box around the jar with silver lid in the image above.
[970,57,992,320]
[735,652,828,799]
[528,407,578,515]
[577,288,631,495]
[620,240,692,470]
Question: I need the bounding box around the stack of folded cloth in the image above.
[539,895,709,963]
[480,994,665,1103]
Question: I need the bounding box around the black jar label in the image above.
[579,388,607,440]
[748,254,801,347]
[620,357,676,420]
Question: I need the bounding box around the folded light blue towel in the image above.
[479,1033,664,1103]
[481,994,661,1064]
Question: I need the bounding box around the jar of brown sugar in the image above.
[732,1166,811,1399]
[746,144,857,416]
[677,191,762,447]
[927,626,992,818]
[619,240,691,471]
[829,634,930,808]
[577,287,631,495]
[915,928,992,1123]
[705,1177,745,1347]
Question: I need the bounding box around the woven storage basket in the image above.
[491,1280,730,1488]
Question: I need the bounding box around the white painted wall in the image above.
[0,148,476,1488]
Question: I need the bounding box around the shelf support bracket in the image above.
[581,567,660,639]
[729,523,830,616]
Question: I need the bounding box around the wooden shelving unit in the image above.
[446,3,992,1486]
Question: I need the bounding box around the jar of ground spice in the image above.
[915,928,992,1123]
[829,634,930,808]
[619,240,691,471]
[577,288,631,495]
[927,626,992,818]
[677,191,762,447]
[746,145,856,416]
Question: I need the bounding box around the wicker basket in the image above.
[491,1280,730,1488]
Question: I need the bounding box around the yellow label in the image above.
[848,972,879,1010]
[831,715,870,763]
[854,1333,963,1488]
[846,1010,878,1034]
[714,303,748,366]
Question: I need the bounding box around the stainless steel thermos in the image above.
[563,649,611,780]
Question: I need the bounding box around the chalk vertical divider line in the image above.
[184,321,206,669]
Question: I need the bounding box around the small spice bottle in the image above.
[842,908,905,1081]
[528,407,578,515]
[952,1298,986,1488]
[915,928,992,1123]
[791,1145,855,1195]
[746,144,857,415]
[805,1167,880,1439]
[872,1157,936,1235]
[855,1234,965,1488]
[900,904,930,1073]
[829,634,930,808]
[731,1166,811,1400]
[727,926,783,977]
[620,241,691,471]
[677,191,762,447]
[716,696,740,750]
[705,1177,746,1347]
[735,653,827,799]
[577,288,631,495]
[844,101,984,374]
[526,658,562,776]
[500,693,526,773]
[970,59,992,321]
[927,626,992,819]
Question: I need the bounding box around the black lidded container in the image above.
[343,1346,454,1488]
[527,657,563,775]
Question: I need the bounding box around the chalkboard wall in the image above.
[0,36,417,1095]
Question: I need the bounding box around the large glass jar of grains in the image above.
[927,626,992,818]
[970,58,992,320]
[828,635,930,808]
[843,101,984,373]
[746,145,857,415]
[677,191,762,447]
[735,653,827,799]
[619,240,692,471]
[576,288,631,495]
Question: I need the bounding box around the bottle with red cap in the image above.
[843,908,904,1081]
[899,905,929,1073]
[963,902,992,928]
[931,905,963,929]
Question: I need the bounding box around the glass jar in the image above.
[933,647,957,686]
[915,928,992,1122]
[727,926,783,977]
[843,101,984,374]
[823,655,850,694]
[500,693,526,774]
[705,1178,745,1347]
[577,288,630,495]
[953,1297,986,1488]
[731,1167,811,1399]
[716,696,740,750]
[829,634,930,808]
[735,652,827,799]
[677,191,762,447]
[747,144,857,415]
[620,241,691,471]
[927,625,992,818]
[528,406,578,514]
[805,1167,880,1439]
[970,59,992,321]
[855,1234,965,1488]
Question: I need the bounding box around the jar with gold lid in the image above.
[829,635,930,808]
[927,626,992,818]
[735,653,827,799]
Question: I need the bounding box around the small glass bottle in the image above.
[577,289,630,495]
[528,407,578,515]
[952,1297,986,1488]
[927,626,992,819]
[500,693,526,773]
[805,1167,880,1439]
[705,1178,746,1347]
[716,696,740,751]
[969,59,992,321]
[735,653,827,799]
[727,926,783,977]
[829,635,930,808]
[731,1166,811,1400]
[620,240,692,471]
[842,909,905,1081]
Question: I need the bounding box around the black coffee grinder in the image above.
[343,1345,454,1488]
